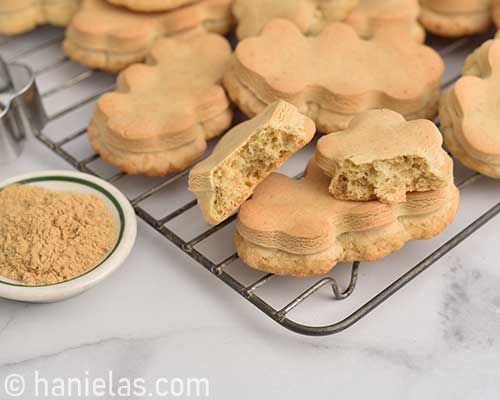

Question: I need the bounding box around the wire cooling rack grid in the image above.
[2,27,500,336]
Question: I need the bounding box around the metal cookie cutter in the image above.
[0,57,47,164]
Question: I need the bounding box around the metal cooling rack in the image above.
[2,27,500,336]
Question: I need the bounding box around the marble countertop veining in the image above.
[1,27,500,399]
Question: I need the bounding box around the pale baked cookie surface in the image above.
[64,0,234,72]
[236,162,459,276]
[0,0,80,35]
[88,34,232,176]
[316,109,453,204]
[236,160,459,276]
[232,0,358,39]
[189,101,316,225]
[223,20,443,133]
[495,0,500,27]
[106,0,198,12]
[440,39,500,178]
[419,0,492,37]
[344,0,425,42]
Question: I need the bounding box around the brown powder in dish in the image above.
[0,184,117,285]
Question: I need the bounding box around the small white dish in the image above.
[0,170,137,303]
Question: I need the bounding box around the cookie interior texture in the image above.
[325,156,448,204]
[209,127,305,223]
[189,101,315,225]
[316,109,452,203]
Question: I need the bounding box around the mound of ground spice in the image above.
[0,184,117,285]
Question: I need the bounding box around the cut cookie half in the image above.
[189,101,316,225]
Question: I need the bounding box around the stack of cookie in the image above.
[88,33,233,176]
[11,0,500,276]
[232,0,498,40]
[233,0,424,41]
[0,0,81,35]
[64,0,234,72]
[440,35,500,178]
[223,19,444,133]
[234,109,459,276]
[419,0,493,37]
[4,0,499,39]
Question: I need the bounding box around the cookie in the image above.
[0,0,80,35]
[419,0,492,37]
[223,20,444,133]
[232,0,358,39]
[236,159,459,276]
[495,0,500,26]
[440,39,500,178]
[88,34,232,176]
[189,101,316,225]
[344,0,425,42]
[106,0,198,12]
[315,109,453,204]
[64,0,233,72]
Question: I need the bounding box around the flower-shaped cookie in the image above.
[440,39,500,178]
[0,0,80,35]
[419,0,492,37]
[224,20,444,133]
[106,0,198,12]
[88,34,232,176]
[236,160,459,276]
[189,101,315,225]
[316,109,453,203]
[344,0,424,42]
[64,0,233,72]
[232,0,358,39]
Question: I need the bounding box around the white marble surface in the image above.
[1,27,500,399]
